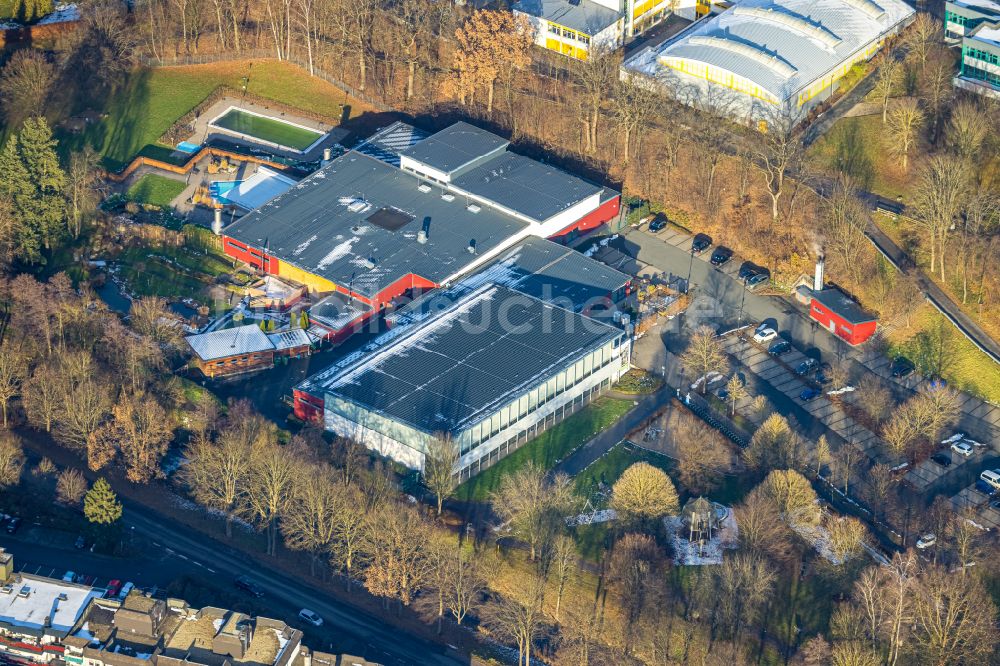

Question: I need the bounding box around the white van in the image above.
[980,469,1000,490]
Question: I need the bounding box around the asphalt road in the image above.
[0,466,467,666]
[613,229,856,363]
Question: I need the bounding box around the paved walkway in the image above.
[553,386,672,477]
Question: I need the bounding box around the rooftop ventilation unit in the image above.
[359,258,376,270]
[441,193,456,202]
[57,593,68,601]
[346,199,369,213]
[18,586,30,598]
[1,584,12,595]
[417,183,432,193]
[466,204,481,213]
[417,230,428,244]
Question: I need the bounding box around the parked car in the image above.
[800,388,821,402]
[738,261,760,280]
[753,327,778,344]
[975,479,997,496]
[980,469,1000,491]
[746,273,770,290]
[916,534,937,549]
[891,356,915,378]
[234,576,264,598]
[768,340,792,356]
[75,536,86,550]
[62,571,77,583]
[710,246,733,266]
[5,517,21,534]
[815,371,832,385]
[951,441,974,457]
[298,609,323,627]
[796,358,819,375]
[117,582,134,600]
[648,215,668,233]
[691,233,712,255]
[930,453,952,467]
[106,580,123,598]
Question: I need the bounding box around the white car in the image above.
[951,441,974,457]
[753,327,778,344]
[298,609,323,627]
[916,534,937,549]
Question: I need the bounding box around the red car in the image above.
[106,580,123,598]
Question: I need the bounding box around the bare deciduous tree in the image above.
[492,462,575,560]
[56,468,88,506]
[680,326,726,395]
[484,568,546,666]
[423,435,458,516]
[0,432,25,488]
[246,440,296,556]
[362,503,430,607]
[885,97,923,172]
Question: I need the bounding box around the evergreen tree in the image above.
[84,477,123,524]
[0,117,67,263]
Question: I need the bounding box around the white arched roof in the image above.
[626,0,914,104]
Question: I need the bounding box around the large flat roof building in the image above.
[298,281,630,478]
[293,235,632,424]
[220,122,621,340]
[954,19,1000,97]
[623,0,915,119]
[945,0,1000,41]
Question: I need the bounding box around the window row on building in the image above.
[456,378,612,481]
[459,338,621,454]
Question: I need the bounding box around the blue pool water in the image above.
[176,141,201,153]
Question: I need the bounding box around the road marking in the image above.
[206,567,217,574]
[176,553,189,561]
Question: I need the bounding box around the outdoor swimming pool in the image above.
[209,107,325,152]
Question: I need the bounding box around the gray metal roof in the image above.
[812,288,876,325]
[223,151,528,298]
[513,0,623,35]
[313,284,621,434]
[400,122,509,176]
[452,152,605,223]
[185,325,274,361]
[354,121,430,167]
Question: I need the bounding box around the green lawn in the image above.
[127,174,187,208]
[806,114,910,200]
[454,397,634,503]
[58,60,374,171]
[574,441,755,507]
[116,238,233,305]
[212,109,322,151]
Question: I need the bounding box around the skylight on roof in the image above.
[366,207,414,231]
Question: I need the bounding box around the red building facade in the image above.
[809,289,877,346]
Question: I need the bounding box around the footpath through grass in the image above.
[212,109,322,150]
[454,397,633,503]
[61,60,375,171]
[127,174,187,208]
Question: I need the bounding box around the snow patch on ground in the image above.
[665,506,739,566]
[38,3,79,24]
[791,522,843,565]
[566,508,617,526]
[827,386,856,395]
[690,372,724,391]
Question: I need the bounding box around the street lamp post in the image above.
[737,275,749,330]
[685,244,695,295]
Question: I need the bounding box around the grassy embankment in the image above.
[807,110,1000,402]
[454,397,634,503]
[60,60,377,171]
